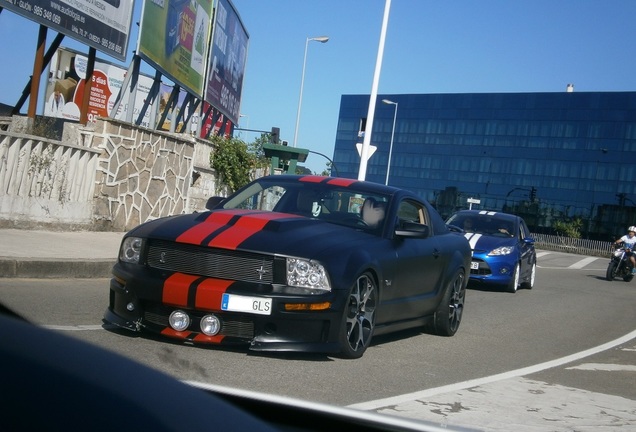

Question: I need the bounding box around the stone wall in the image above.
[1,116,221,232]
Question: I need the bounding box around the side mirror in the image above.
[395,221,430,238]
[523,237,535,245]
[206,196,225,210]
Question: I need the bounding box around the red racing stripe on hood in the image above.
[206,212,294,250]
[176,210,249,245]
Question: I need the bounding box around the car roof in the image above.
[257,175,403,195]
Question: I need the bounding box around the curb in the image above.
[0,259,115,279]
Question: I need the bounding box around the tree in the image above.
[209,135,268,193]
[553,217,583,239]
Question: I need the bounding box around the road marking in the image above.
[44,324,105,331]
[566,363,636,372]
[535,251,552,258]
[568,256,600,269]
[348,329,636,410]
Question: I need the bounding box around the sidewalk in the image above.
[0,229,124,278]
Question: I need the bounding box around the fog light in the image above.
[126,302,135,311]
[500,267,510,275]
[200,315,221,336]
[169,310,190,331]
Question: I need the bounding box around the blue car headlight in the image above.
[286,258,331,292]
[120,237,144,263]
[488,246,514,256]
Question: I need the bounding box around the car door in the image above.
[377,199,445,324]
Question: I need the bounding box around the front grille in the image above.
[147,239,274,283]
[471,259,491,276]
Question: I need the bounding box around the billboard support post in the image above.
[14,32,64,116]
[28,25,47,119]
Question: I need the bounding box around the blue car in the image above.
[446,210,536,293]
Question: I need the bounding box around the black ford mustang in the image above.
[104,175,471,358]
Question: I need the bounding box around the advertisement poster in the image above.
[137,0,213,96]
[2,0,134,61]
[43,47,155,127]
[204,0,248,125]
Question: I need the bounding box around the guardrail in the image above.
[531,233,612,257]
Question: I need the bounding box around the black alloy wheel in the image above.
[429,270,466,337]
[338,272,377,359]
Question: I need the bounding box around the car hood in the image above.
[463,232,515,254]
[128,209,375,259]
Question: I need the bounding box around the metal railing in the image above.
[531,233,612,257]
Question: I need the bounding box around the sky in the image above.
[1,1,636,174]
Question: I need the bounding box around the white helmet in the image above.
[629,226,636,233]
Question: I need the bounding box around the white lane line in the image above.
[568,256,600,269]
[43,324,105,331]
[348,329,636,410]
[565,363,636,372]
[535,251,552,258]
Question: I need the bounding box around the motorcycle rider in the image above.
[614,226,636,273]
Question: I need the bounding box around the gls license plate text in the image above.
[221,293,272,315]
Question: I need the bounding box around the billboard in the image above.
[204,0,248,125]
[137,0,213,97]
[1,0,134,61]
[43,47,155,127]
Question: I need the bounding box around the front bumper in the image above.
[104,263,345,353]
[468,255,515,286]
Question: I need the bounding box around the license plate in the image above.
[471,261,479,270]
[221,293,272,315]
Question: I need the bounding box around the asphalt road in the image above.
[0,251,635,431]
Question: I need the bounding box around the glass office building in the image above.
[332,92,636,239]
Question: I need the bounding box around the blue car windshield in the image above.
[449,214,515,238]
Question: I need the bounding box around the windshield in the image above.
[448,213,515,238]
[221,178,390,233]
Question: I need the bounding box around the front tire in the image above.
[507,263,520,293]
[606,261,617,281]
[338,272,377,359]
[429,270,466,337]
[521,262,536,289]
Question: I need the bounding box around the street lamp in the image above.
[293,35,329,147]
[382,99,398,185]
[238,113,249,138]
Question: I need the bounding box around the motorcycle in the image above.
[606,244,634,282]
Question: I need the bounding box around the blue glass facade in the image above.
[332,92,636,239]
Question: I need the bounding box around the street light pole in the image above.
[238,113,249,139]
[293,35,329,148]
[382,99,397,185]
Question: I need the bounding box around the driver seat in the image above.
[361,198,386,229]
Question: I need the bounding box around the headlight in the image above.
[120,237,144,263]
[286,258,331,292]
[488,246,514,256]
